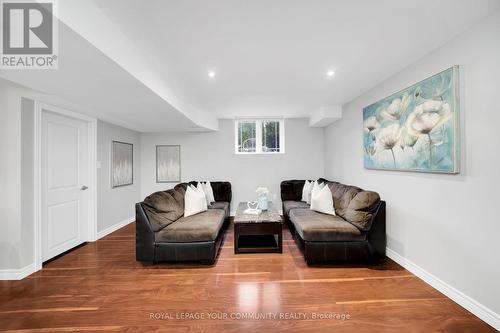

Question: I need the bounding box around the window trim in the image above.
[234,118,285,154]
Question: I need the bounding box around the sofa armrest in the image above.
[280,180,306,202]
[210,182,232,204]
[136,203,155,263]
[366,200,386,258]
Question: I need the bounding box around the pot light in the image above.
[326,70,335,78]
[208,70,216,78]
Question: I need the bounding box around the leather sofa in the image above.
[281,178,386,263]
[136,181,231,265]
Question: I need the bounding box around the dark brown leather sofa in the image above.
[281,178,386,264]
[136,181,231,265]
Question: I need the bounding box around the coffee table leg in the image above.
[234,225,239,254]
[278,225,283,253]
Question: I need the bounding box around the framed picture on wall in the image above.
[156,145,181,183]
[111,141,133,188]
[363,66,460,173]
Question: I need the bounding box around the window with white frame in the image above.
[235,119,285,154]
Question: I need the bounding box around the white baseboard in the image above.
[97,216,135,240]
[386,247,499,331]
[0,262,37,280]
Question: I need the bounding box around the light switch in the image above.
[96,161,102,169]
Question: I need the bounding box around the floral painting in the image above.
[363,66,460,173]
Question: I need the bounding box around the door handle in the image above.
[81,186,88,191]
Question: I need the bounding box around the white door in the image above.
[41,109,89,261]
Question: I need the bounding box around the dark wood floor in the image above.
[0,221,495,333]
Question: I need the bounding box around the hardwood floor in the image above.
[0,221,495,332]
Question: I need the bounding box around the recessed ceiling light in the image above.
[326,70,335,78]
[208,70,216,78]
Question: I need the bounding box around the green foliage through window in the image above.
[238,121,256,153]
[236,119,284,154]
[262,121,280,152]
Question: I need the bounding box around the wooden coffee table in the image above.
[234,202,282,254]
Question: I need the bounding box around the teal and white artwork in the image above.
[363,66,460,173]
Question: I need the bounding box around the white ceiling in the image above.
[94,0,499,117]
[0,23,199,132]
[2,0,499,131]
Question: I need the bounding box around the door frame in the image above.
[33,102,98,271]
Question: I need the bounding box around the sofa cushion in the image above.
[208,201,229,219]
[326,182,380,231]
[283,200,310,216]
[289,209,365,242]
[155,209,226,243]
[343,191,381,231]
[142,189,185,232]
[174,183,188,193]
[327,182,362,214]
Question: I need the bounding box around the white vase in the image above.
[258,194,268,211]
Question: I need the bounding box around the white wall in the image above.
[0,78,142,274]
[97,120,141,232]
[141,118,324,214]
[0,80,24,270]
[324,11,500,316]
[20,99,35,268]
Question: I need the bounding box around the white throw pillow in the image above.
[200,182,210,206]
[306,181,316,204]
[202,182,215,205]
[310,184,336,215]
[301,180,312,202]
[311,181,325,195]
[196,182,206,197]
[185,185,208,217]
[307,181,322,204]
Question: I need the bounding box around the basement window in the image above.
[235,119,285,154]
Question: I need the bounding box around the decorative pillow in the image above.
[142,189,184,231]
[184,185,208,217]
[174,185,186,204]
[196,182,206,198]
[306,181,317,204]
[301,180,312,202]
[310,185,336,215]
[202,182,215,205]
[343,191,380,231]
[311,180,324,195]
